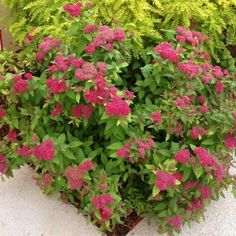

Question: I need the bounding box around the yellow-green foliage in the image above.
[1,0,236,61]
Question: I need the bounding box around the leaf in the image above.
[183,167,192,181]
[70,141,83,148]
[63,149,75,160]
[152,186,160,197]
[158,149,170,157]
[107,142,123,150]
[193,166,204,179]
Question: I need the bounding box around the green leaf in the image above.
[70,141,83,148]
[107,142,123,150]
[63,149,75,160]
[152,186,160,197]
[193,166,204,179]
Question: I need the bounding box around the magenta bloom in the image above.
[156,171,176,190]
[46,78,67,94]
[190,126,208,139]
[83,24,97,34]
[199,185,211,199]
[7,131,17,142]
[175,96,191,107]
[169,215,182,230]
[116,143,131,159]
[113,29,126,42]
[150,112,163,124]
[174,149,190,163]
[200,105,209,113]
[224,135,236,150]
[154,42,180,63]
[215,80,224,94]
[17,145,32,158]
[64,2,83,17]
[106,96,131,117]
[194,147,215,166]
[32,140,55,161]
[13,79,28,94]
[24,73,33,80]
[51,104,64,118]
[71,104,95,120]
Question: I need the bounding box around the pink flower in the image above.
[7,131,17,142]
[17,145,31,158]
[183,181,197,190]
[32,140,55,161]
[75,62,97,81]
[156,171,176,190]
[150,112,163,124]
[175,96,191,107]
[13,79,28,93]
[174,149,190,163]
[169,215,182,230]
[79,160,93,171]
[0,106,5,118]
[201,75,213,84]
[198,96,206,105]
[106,96,131,117]
[190,126,208,139]
[113,29,126,42]
[65,166,83,189]
[71,104,95,120]
[84,24,97,34]
[154,42,179,63]
[96,62,107,73]
[224,135,236,150]
[42,173,53,188]
[51,104,64,118]
[187,198,205,212]
[100,207,112,221]
[200,105,209,113]
[215,80,224,94]
[46,78,67,94]
[0,153,8,174]
[199,185,211,199]
[36,52,45,61]
[213,164,224,181]
[123,90,135,100]
[69,58,85,68]
[24,73,33,80]
[177,61,199,78]
[174,173,183,181]
[64,2,83,17]
[85,44,96,54]
[116,143,131,159]
[194,147,215,166]
[99,184,108,191]
[212,66,224,78]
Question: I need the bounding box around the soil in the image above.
[106,212,143,236]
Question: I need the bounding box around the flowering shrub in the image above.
[0,2,236,235]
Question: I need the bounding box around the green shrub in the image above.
[0,2,236,235]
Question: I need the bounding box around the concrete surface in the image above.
[0,161,236,236]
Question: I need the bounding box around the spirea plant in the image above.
[0,2,236,235]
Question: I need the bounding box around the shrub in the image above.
[2,0,236,61]
[0,2,236,235]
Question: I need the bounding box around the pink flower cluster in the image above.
[224,134,236,150]
[24,32,36,45]
[92,194,113,222]
[106,96,131,117]
[136,138,154,156]
[17,145,32,158]
[116,143,131,159]
[48,55,69,73]
[215,80,224,94]
[32,140,55,161]
[123,90,135,100]
[0,153,8,174]
[194,147,215,166]
[176,26,208,46]
[64,2,83,17]
[199,185,211,199]
[187,198,205,212]
[13,74,28,94]
[168,215,182,230]
[75,62,98,81]
[156,171,176,191]
[7,130,17,142]
[154,42,180,63]
[177,61,199,78]
[174,149,190,163]
[190,126,208,139]
[175,96,191,107]
[85,26,126,54]
[36,37,60,62]
[46,78,67,94]
[51,104,64,118]
[150,112,163,125]
[65,160,94,190]
[71,104,95,120]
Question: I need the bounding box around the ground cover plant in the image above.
[0,1,236,235]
